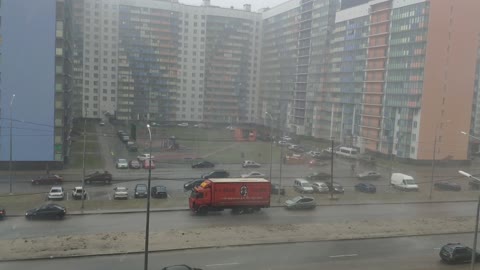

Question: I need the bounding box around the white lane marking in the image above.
[329,254,358,258]
[205,262,240,267]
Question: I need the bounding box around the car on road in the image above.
[305,172,331,182]
[71,186,87,200]
[193,123,206,128]
[99,121,105,126]
[440,243,480,264]
[242,160,261,168]
[434,181,461,191]
[162,265,202,270]
[288,144,305,153]
[225,125,235,131]
[84,171,112,184]
[241,171,266,178]
[312,182,330,193]
[137,153,155,161]
[116,158,128,169]
[277,140,288,146]
[151,185,168,198]
[191,160,215,169]
[177,122,189,127]
[327,182,345,194]
[354,183,377,193]
[308,159,328,167]
[143,159,156,169]
[293,178,314,194]
[47,186,65,200]
[201,170,230,179]
[184,179,205,191]
[25,204,66,220]
[281,135,292,141]
[307,151,322,157]
[134,184,148,198]
[120,134,130,143]
[129,160,141,169]
[271,183,285,195]
[357,171,381,180]
[0,207,5,219]
[126,141,138,152]
[31,174,63,185]
[113,186,129,200]
[284,196,316,210]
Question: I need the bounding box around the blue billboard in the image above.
[0,0,56,161]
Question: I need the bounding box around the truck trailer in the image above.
[189,178,271,215]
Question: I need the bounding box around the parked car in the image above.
[288,145,305,153]
[357,171,381,180]
[99,121,105,126]
[284,196,316,210]
[307,151,322,157]
[241,171,266,178]
[162,265,202,270]
[281,135,292,141]
[151,185,168,198]
[121,135,130,143]
[127,141,138,152]
[143,159,156,169]
[84,171,112,184]
[48,186,65,200]
[434,181,461,191]
[305,172,331,182]
[201,170,230,179]
[312,182,330,193]
[116,159,128,169]
[137,153,155,161]
[440,243,480,264]
[134,184,148,198]
[31,174,63,185]
[71,186,87,200]
[129,160,141,169]
[278,140,288,146]
[271,183,285,195]
[326,182,345,193]
[117,130,125,137]
[192,161,215,168]
[178,122,189,127]
[0,207,6,219]
[308,159,328,167]
[355,183,377,193]
[293,178,314,194]
[242,160,261,168]
[193,123,206,128]
[113,186,129,200]
[184,179,205,191]
[225,125,235,131]
[25,204,66,220]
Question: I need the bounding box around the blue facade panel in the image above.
[0,0,56,161]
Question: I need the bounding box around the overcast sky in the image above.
[178,0,288,11]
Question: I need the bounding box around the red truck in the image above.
[189,178,271,215]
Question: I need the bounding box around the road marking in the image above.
[205,262,239,267]
[329,254,358,258]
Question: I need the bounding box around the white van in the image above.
[293,178,314,194]
[335,147,358,158]
[390,173,418,191]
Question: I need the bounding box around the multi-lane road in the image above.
[0,201,476,240]
[0,233,474,270]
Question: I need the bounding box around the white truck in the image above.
[390,173,418,191]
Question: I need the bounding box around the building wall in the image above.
[0,0,62,161]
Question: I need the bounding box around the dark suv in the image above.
[151,185,168,199]
[440,243,480,264]
[201,170,230,179]
[134,184,148,198]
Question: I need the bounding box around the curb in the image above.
[0,231,473,262]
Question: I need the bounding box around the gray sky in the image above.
[178,0,287,11]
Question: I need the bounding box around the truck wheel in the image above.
[197,206,208,215]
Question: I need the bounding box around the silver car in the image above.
[113,186,129,200]
[312,182,329,193]
[285,196,316,210]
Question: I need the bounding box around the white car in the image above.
[278,140,288,146]
[72,186,87,200]
[281,136,292,141]
[137,154,154,161]
[242,160,261,168]
[48,186,65,200]
[116,159,128,169]
[178,122,189,127]
[311,182,329,193]
[241,171,266,178]
[307,151,322,157]
[113,186,129,200]
[226,125,235,131]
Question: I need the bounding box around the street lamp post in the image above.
[459,170,480,270]
[8,94,15,195]
[144,124,153,270]
[264,112,274,183]
[330,138,334,200]
[81,108,87,210]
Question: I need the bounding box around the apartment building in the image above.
[76,0,261,124]
[0,0,74,166]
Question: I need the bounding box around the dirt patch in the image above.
[0,216,475,261]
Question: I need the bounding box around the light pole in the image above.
[459,170,480,270]
[144,124,152,270]
[330,137,334,200]
[81,108,87,210]
[8,94,15,195]
[264,111,274,183]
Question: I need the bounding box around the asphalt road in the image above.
[0,201,476,240]
[0,233,474,270]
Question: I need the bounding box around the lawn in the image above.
[68,154,104,169]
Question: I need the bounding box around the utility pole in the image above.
[330,138,334,200]
[429,131,437,200]
[81,116,87,210]
[8,94,15,195]
[265,112,274,183]
[277,123,284,203]
[144,124,153,270]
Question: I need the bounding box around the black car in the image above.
[201,170,230,179]
[31,174,63,185]
[355,183,376,193]
[0,207,5,219]
[435,181,461,191]
[25,204,66,220]
[184,179,205,191]
[306,172,331,181]
[162,265,202,270]
[440,243,480,264]
[192,161,215,169]
[326,182,344,193]
[84,171,112,184]
[151,185,168,198]
[134,184,148,198]
[271,183,286,195]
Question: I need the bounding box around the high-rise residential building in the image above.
[76,0,261,123]
[0,0,73,167]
